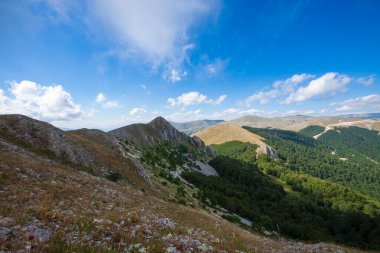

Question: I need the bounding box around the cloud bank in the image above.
[0,80,83,121]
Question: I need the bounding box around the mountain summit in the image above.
[109,116,216,155]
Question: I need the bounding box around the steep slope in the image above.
[184,140,380,250]
[244,126,380,200]
[170,119,224,135]
[0,114,94,167]
[195,123,278,158]
[0,114,368,252]
[110,116,215,155]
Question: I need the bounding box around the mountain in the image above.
[230,115,380,132]
[194,123,278,158]
[109,116,215,155]
[170,119,224,135]
[336,113,380,119]
[0,114,95,167]
[0,114,377,252]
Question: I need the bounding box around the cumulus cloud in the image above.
[245,73,314,106]
[95,92,120,109]
[0,80,83,121]
[245,90,279,105]
[129,107,147,116]
[283,72,351,104]
[167,91,227,107]
[357,74,376,86]
[91,0,217,68]
[331,94,380,111]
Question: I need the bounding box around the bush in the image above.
[106,171,122,182]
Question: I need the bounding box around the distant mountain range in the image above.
[335,113,380,119]
[169,119,224,135]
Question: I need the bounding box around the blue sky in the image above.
[0,0,379,130]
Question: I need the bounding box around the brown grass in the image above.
[0,135,371,252]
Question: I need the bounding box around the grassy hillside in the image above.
[183,141,380,249]
[194,123,275,156]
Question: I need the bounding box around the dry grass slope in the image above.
[195,123,275,156]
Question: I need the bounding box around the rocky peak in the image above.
[0,114,94,166]
[149,116,169,126]
[109,116,216,156]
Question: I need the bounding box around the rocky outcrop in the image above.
[109,116,216,156]
[258,144,279,159]
[0,114,94,167]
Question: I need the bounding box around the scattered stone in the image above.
[62,210,74,216]
[157,218,175,230]
[0,226,13,239]
[0,217,15,226]
[22,223,52,243]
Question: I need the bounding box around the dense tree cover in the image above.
[210,141,258,164]
[319,126,380,163]
[183,141,380,249]
[299,125,325,137]
[243,127,380,200]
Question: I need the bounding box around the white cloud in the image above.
[283,72,351,104]
[91,0,217,68]
[204,58,228,77]
[129,107,147,116]
[166,69,187,83]
[331,94,380,111]
[245,73,314,106]
[0,80,83,121]
[167,91,227,107]
[357,74,376,86]
[95,92,120,109]
[245,90,279,106]
[335,105,352,111]
[213,94,227,105]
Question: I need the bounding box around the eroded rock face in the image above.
[259,144,279,159]
[0,114,94,167]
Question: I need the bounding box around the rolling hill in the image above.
[194,123,278,158]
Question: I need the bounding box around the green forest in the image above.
[298,125,325,137]
[244,126,380,200]
[182,126,380,249]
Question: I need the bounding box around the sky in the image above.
[0,0,379,130]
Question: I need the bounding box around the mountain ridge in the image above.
[170,119,224,135]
